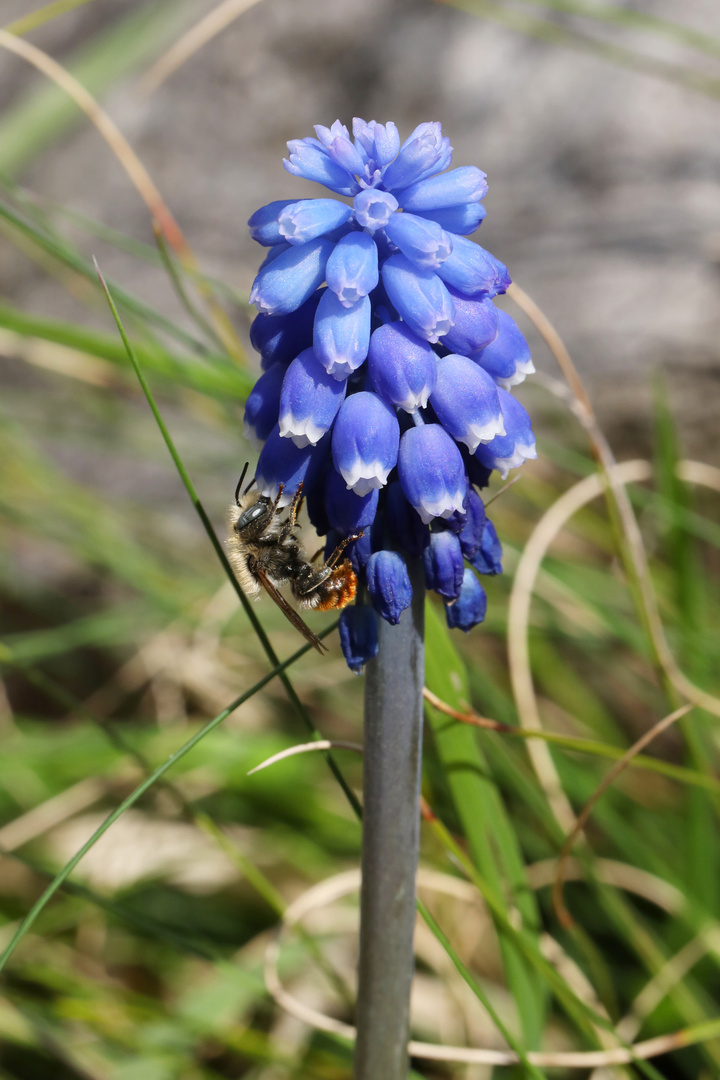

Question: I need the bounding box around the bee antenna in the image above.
[243,477,256,495]
[235,463,249,505]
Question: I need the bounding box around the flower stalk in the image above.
[354,561,425,1080]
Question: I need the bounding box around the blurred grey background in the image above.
[1,0,719,457]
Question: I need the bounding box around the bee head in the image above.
[235,495,274,538]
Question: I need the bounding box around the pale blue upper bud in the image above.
[352,118,401,171]
[471,310,535,390]
[332,391,400,496]
[255,424,327,505]
[382,254,455,343]
[278,199,353,245]
[248,200,298,246]
[368,322,437,413]
[278,347,346,448]
[284,138,360,196]
[366,551,413,625]
[383,212,453,270]
[325,468,379,533]
[397,166,488,211]
[398,423,467,524]
[436,236,510,298]
[339,605,379,673]
[314,121,367,176]
[415,203,487,235]
[326,233,379,307]
[431,354,505,453]
[353,188,398,231]
[313,290,371,379]
[474,388,537,479]
[440,288,499,354]
[445,569,487,632]
[243,361,284,450]
[249,238,334,315]
[382,122,451,191]
[423,529,464,600]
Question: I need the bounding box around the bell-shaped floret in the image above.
[243,361,284,449]
[248,200,298,246]
[474,389,537,479]
[398,423,467,524]
[423,529,464,600]
[436,235,510,298]
[277,199,353,246]
[313,291,371,379]
[250,290,322,368]
[278,348,346,448]
[397,166,487,211]
[366,551,413,625]
[440,288,499,355]
[332,392,400,496]
[445,570,487,632]
[353,188,398,231]
[415,203,486,235]
[469,519,503,575]
[326,468,379,534]
[471,310,534,390]
[255,425,328,505]
[339,605,379,672]
[326,232,379,306]
[368,322,437,413]
[250,238,335,315]
[431,354,505,453]
[383,212,453,270]
[384,481,430,558]
[382,254,454,343]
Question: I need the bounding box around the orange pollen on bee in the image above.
[315,561,358,611]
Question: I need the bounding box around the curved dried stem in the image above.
[509,281,720,719]
[247,739,363,775]
[553,703,692,928]
[139,0,266,95]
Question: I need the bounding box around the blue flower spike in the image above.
[244,117,536,669]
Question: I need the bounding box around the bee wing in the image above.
[254,563,328,654]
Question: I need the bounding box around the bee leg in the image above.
[325,531,363,569]
[276,482,304,543]
[310,546,324,564]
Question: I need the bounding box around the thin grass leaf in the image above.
[94,263,362,819]
[5,0,98,37]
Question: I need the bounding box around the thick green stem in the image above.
[354,562,425,1080]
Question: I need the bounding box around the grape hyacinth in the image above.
[245,118,537,670]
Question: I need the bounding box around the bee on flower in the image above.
[241,118,537,671]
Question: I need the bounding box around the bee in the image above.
[227,465,361,653]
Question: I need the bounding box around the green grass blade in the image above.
[424,600,547,1047]
[5,0,98,37]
